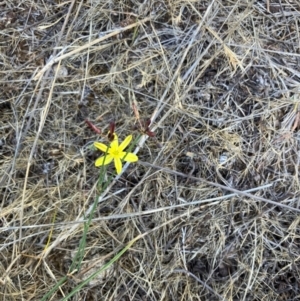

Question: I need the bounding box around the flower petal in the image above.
[110,134,119,150]
[94,142,108,153]
[114,158,122,174]
[119,135,132,151]
[95,155,113,167]
[123,152,138,162]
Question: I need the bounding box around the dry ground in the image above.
[1,0,300,300]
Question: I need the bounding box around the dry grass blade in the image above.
[205,26,244,73]
[33,16,152,81]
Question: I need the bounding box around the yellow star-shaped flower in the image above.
[94,134,138,174]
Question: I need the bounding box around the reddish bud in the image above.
[108,121,116,141]
[85,119,101,134]
[143,119,155,137]
[146,130,155,137]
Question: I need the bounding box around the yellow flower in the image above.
[94,134,138,174]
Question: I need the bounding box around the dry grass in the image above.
[1,0,300,300]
